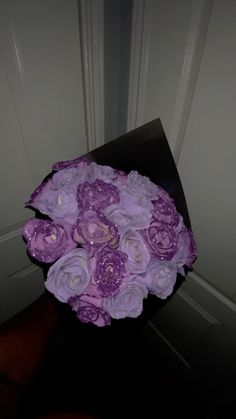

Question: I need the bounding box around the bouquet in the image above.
[23,156,196,327]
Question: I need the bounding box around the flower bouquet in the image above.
[23,155,196,327]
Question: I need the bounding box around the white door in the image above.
[0,0,88,324]
[128,0,236,395]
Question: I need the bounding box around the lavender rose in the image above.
[26,180,48,206]
[152,197,180,226]
[72,209,119,252]
[77,179,120,211]
[22,219,76,263]
[45,248,91,302]
[120,228,150,274]
[120,170,158,199]
[51,167,87,193]
[141,219,178,260]
[102,280,148,319]
[69,294,111,327]
[94,247,128,297]
[27,179,78,225]
[140,261,177,299]
[86,162,115,183]
[104,192,153,230]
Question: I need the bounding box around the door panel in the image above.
[0,0,88,324]
[128,0,236,390]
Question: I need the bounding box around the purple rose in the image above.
[69,294,111,327]
[120,228,150,274]
[152,197,180,226]
[94,247,128,297]
[22,219,76,263]
[141,219,178,260]
[72,209,119,252]
[77,179,120,211]
[114,169,127,185]
[102,280,148,319]
[140,261,177,299]
[172,228,197,269]
[26,180,48,206]
[52,155,91,171]
[45,248,91,302]
[156,186,174,203]
[104,192,152,230]
[51,167,87,193]
[120,170,158,199]
[86,162,115,183]
[27,179,78,224]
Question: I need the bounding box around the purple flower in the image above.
[156,186,174,203]
[45,248,91,302]
[120,170,158,199]
[172,228,197,269]
[94,247,128,297]
[26,180,48,206]
[141,261,177,299]
[52,155,91,171]
[141,219,178,260]
[104,192,152,230]
[22,219,76,263]
[77,179,120,211]
[27,179,79,225]
[120,228,150,274]
[69,295,111,327]
[152,197,180,226]
[102,280,148,319]
[86,162,115,183]
[51,167,87,193]
[72,209,119,252]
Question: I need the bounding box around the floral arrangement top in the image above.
[23,156,197,327]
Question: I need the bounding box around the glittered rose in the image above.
[69,294,111,327]
[45,248,91,302]
[77,179,120,211]
[141,219,178,260]
[172,227,197,269]
[94,247,128,297]
[72,209,119,252]
[23,219,76,263]
[152,197,180,226]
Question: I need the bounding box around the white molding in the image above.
[0,227,22,244]
[170,0,213,163]
[79,0,104,150]
[147,321,191,372]
[11,264,39,279]
[177,289,219,325]
[182,270,236,334]
[127,0,152,131]
[187,271,236,313]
